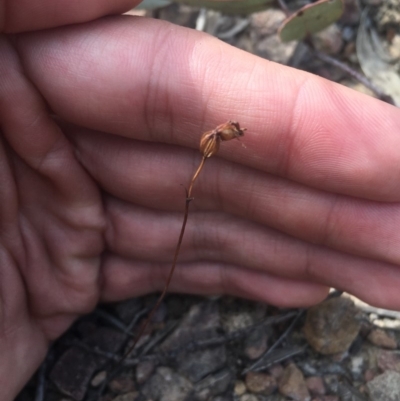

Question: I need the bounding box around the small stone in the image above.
[49,347,100,401]
[193,369,233,401]
[245,372,277,395]
[359,384,368,394]
[303,297,361,355]
[250,9,286,36]
[234,381,247,396]
[367,370,400,401]
[136,360,156,384]
[389,35,400,59]
[108,376,136,394]
[364,369,378,382]
[279,363,311,401]
[312,25,343,55]
[305,376,325,396]
[141,367,193,401]
[244,327,268,360]
[268,364,284,380]
[177,345,227,382]
[368,329,397,349]
[377,350,400,373]
[111,392,138,401]
[323,375,339,394]
[161,301,221,352]
[222,311,253,333]
[350,355,364,379]
[91,371,106,387]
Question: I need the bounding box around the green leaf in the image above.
[136,0,171,9]
[279,0,344,42]
[173,0,275,15]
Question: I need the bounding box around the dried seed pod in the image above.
[216,120,246,141]
[200,121,246,158]
[200,130,220,158]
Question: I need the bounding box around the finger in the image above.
[100,255,329,308]
[16,17,400,200]
[1,0,140,33]
[103,198,400,309]
[72,128,400,266]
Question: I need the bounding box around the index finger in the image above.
[15,16,400,201]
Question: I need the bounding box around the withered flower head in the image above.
[217,120,246,141]
[200,121,246,158]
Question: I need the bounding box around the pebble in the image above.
[305,376,326,396]
[350,355,364,379]
[364,369,378,382]
[279,363,311,401]
[268,364,284,380]
[250,9,286,36]
[193,368,233,401]
[234,380,247,396]
[91,371,106,387]
[108,376,136,394]
[136,360,156,384]
[160,301,220,352]
[141,367,192,401]
[303,297,361,355]
[312,25,343,55]
[177,345,227,382]
[368,328,397,349]
[377,350,400,373]
[245,371,277,395]
[243,327,268,360]
[367,370,400,401]
[323,375,339,394]
[250,9,297,63]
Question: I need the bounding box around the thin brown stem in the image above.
[111,156,207,373]
[102,122,246,393]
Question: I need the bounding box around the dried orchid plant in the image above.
[113,121,246,372]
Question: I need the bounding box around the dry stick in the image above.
[311,48,395,105]
[108,121,246,377]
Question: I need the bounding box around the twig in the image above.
[243,308,305,374]
[217,19,250,40]
[182,311,298,353]
[311,48,395,105]
[276,0,291,17]
[94,309,130,334]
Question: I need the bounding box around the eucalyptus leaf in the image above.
[357,10,400,106]
[173,0,275,15]
[135,0,171,9]
[279,0,344,43]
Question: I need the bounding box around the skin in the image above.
[1,1,400,398]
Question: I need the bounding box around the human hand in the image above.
[2,1,400,399]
